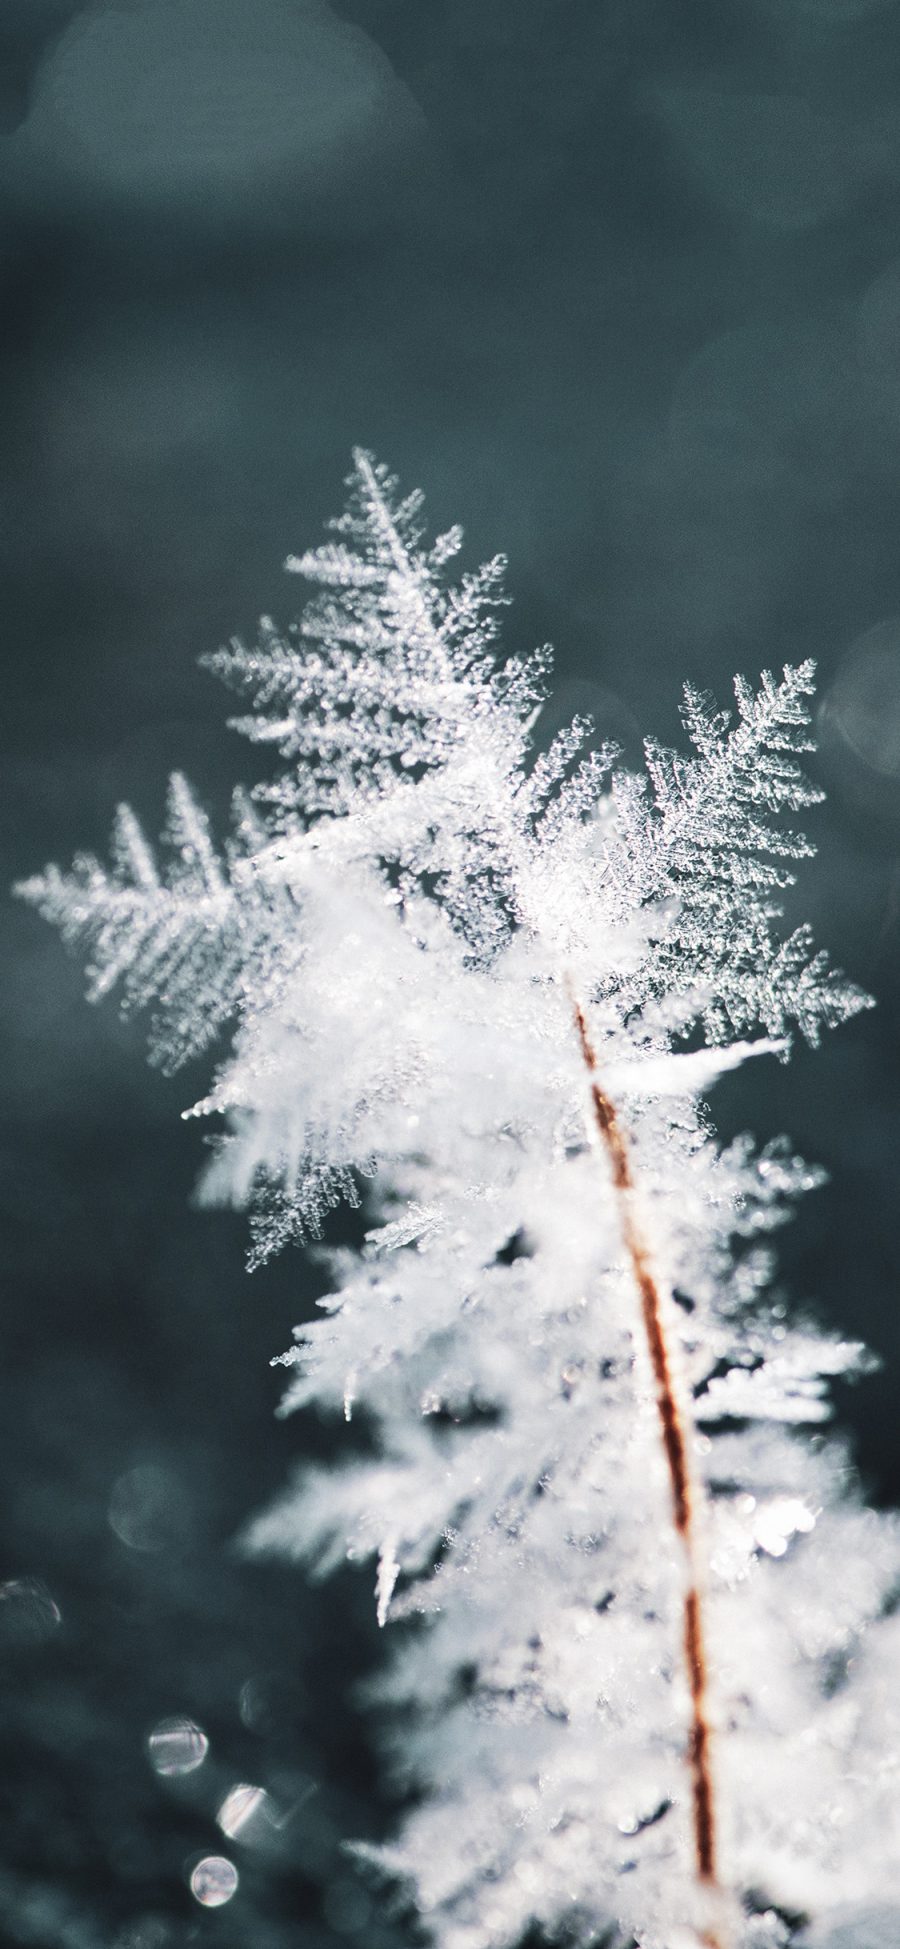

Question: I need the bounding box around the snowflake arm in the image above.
[604,662,872,1044]
[15,776,285,1072]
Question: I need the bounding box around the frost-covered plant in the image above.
[18,453,900,1949]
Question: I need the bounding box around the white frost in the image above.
[19,451,892,1949]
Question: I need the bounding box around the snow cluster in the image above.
[19,453,898,1949]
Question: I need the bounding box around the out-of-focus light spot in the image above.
[753,1497,816,1557]
[147,1715,209,1776]
[818,623,900,837]
[0,1577,61,1644]
[239,1673,275,1733]
[651,89,852,232]
[821,625,900,779]
[238,1669,304,1736]
[217,1782,274,1845]
[15,0,426,220]
[667,314,851,521]
[189,1856,238,1907]
[108,1464,190,1553]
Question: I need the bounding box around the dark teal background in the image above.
[3,3,900,1943]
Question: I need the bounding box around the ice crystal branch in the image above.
[18,453,898,1949]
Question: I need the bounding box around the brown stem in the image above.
[569,993,726,1949]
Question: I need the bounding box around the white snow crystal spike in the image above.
[601,1037,786,1100]
[376,1539,400,1627]
[111,802,160,891]
[165,772,226,896]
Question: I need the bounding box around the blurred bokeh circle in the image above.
[818,619,900,833]
[14,0,427,223]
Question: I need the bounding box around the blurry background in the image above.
[4,1,900,1942]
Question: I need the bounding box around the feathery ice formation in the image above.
[19,453,897,1949]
